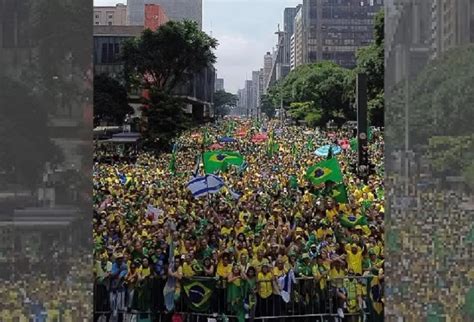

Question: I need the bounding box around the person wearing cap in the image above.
[257,259,273,317]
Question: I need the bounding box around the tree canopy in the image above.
[94,74,134,126]
[265,9,384,128]
[122,20,218,149]
[267,61,354,127]
[122,20,218,93]
[386,43,474,151]
[260,94,276,119]
[213,90,238,117]
[355,9,384,126]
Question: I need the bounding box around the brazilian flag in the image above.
[367,275,384,322]
[203,151,244,174]
[330,184,348,203]
[306,158,343,185]
[340,214,368,228]
[182,279,214,312]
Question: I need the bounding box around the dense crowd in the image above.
[93,119,385,321]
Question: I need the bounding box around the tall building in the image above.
[431,0,472,59]
[386,0,473,87]
[144,4,169,30]
[302,0,384,68]
[237,89,245,115]
[93,25,144,77]
[283,7,298,66]
[127,0,202,29]
[251,71,260,115]
[290,33,296,70]
[292,4,305,69]
[244,80,254,117]
[215,78,224,91]
[258,69,264,102]
[263,52,273,93]
[94,3,128,26]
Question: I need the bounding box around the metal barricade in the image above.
[93,275,383,321]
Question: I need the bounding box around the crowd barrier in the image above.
[93,275,383,322]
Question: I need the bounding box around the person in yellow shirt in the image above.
[251,235,265,258]
[220,220,233,237]
[234,220,245,235]
[182,253,196,278]
[272,258,287,280]
[345,243,364,275]
[251,248,266,273]
[343,270,364,317]
[257,260,274,317]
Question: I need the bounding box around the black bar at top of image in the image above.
[0,0,93,320]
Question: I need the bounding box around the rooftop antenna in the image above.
[210,20,213,37]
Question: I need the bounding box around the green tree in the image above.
[122,20,218,93]
[268,61,354,126]
[94,74,134,126]
[213,90,237,117]
[288,102,322,127]
[386,44,474,151]
[122,20,218,148]
[260,94,276,119]
[355,9,384,126]
[141,91,192,151]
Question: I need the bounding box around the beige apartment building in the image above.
[94,3,127,26]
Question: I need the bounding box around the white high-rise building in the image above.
[263,52,273,94]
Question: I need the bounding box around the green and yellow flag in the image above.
[202,128,211,146]
[182,279,214,312]
[306,137,314,151]
[330,183,348,204]
[367,275,384,322]
[306,158,343,185]
[340,214,368,228]
[350,138,358,151]
[203,151,244,174]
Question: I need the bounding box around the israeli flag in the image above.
[186,174,225,198]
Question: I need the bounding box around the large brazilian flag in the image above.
[182,279,215,312]
[203,151,244,174]
[306,158,343,185]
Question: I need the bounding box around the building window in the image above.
[108,14,113,19]
[95,14,100,19]
[108,21,112,25]
[95,22,100,25]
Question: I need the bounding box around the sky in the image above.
[94,0,302,93]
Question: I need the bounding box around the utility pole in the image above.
[356,73,368,181]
